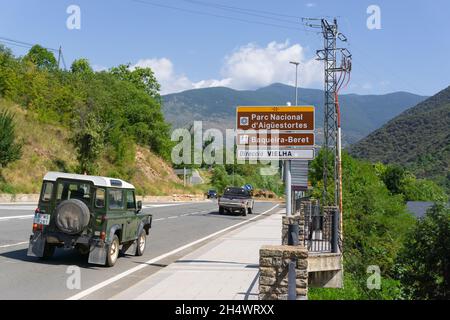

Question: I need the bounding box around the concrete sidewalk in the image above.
[111,211,283,300]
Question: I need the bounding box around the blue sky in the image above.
[0,0,449,96]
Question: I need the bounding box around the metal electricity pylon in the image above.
[303,18,352,245]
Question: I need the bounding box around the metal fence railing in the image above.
[295,198,339,253]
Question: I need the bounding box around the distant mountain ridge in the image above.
[349,86,450,191]
[162,83,427,145]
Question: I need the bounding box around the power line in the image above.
[129,0,312,32]
[182,0,304,20]
[0,36,67,70]
[179,0,302,25]
[0,40,35,50]
[0,36,58,52]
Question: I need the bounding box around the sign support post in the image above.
[285,160,292,216]
[288,61,300,218]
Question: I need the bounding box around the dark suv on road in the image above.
[27,172,152,267]
[206,189,218,199]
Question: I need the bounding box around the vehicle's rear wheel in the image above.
[241,208,247,216]
[40,243,55,259]
[219,206,224,214]
[135,230,147,256]
[106,235,120,267]
[248,207,253,214]
[76,244,90,256]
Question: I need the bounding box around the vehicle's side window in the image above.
[108,189,124,210]
[95,188,105,208]
[126,190,136,210]
[41,182,53,201]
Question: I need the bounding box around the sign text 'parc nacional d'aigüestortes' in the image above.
[236,106,316,160]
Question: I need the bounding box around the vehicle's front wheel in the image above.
[219,206,224,214]
[248,207,253,214]
[135,230,147,256]
[106,235,120,267]
[241,208,247,216]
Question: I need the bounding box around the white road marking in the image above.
[0,215,33,221]
[0,206,35,210]
[0,241,29,249]
[66,203,279,300]
[153,210,212,221]
[143,203,185,208]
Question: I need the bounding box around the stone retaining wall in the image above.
[259,245,308,300]
[0,194,40,203]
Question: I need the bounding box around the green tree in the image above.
[396,204,450,299]
[309,150,415,299]
[210,165,231,193]
[71,112,104,175]
[401,175,448,202]
[71,58,93,74]
[25,45,57,70]
[382,164,406,195]
[0,109,22,168]
[110,64,161,100]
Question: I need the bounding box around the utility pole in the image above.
[303,18,352,248]
[57,46,62,69]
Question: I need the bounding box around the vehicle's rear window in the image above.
[41,182,54,201]
[224,188,248,196]
[56,181,91,204]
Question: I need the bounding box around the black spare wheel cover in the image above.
[55,199,90,235]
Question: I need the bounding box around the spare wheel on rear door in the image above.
[55,199,91,235]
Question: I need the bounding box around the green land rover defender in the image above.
[27,172,152,267]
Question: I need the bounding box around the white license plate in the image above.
[34,213,50,225]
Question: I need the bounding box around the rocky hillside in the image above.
[0,100,195,196]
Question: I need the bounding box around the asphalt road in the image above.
[0,200,278,299]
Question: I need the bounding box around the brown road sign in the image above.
[236,106,314,131]
[237,132,314,147]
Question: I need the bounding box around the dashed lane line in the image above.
[0,215,34,221]
[152,210,214,222]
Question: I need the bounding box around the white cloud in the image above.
[220,40,322,90]
[132,58,193,94]
[131,40,322,95]
[306,3,316,8]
